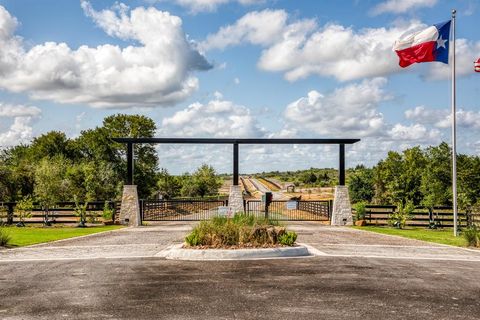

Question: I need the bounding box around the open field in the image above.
[353,226,469,247]
[0,225,124,247]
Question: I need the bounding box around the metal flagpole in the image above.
[451,9,458,237]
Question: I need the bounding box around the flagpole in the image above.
[451,9,458,237]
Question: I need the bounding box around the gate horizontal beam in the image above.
[112,138,360,144]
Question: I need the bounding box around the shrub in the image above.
[279,231,297,246]
[389,202,414,229]
[463,225,480,247]
[0,228,11,247]
[184,213,297,248]
[354,202,367,221]
[101,202,114,221]
[74,196,88,228]
[15,196,34,227]
[0,205,7,226]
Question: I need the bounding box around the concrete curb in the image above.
[162,244,315,261]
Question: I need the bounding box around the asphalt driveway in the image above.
[1,222,479,319]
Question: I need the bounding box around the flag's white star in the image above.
[437,35,447,49]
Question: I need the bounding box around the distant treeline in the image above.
[0,114,222,206]
[1,113,478,213]
[348,143,480,213]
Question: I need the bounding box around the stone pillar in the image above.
[331,185,353,226]
[119,185,141,227]
[228,185,244,214]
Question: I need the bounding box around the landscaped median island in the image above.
[184,214,297,249]
[0,225,124,248]
[164,214,312,261]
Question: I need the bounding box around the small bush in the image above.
[279,231,297,246]
[102,202,114,221]
[463,225,480,247]
[16,196,34,226]
[354,202,367,221]
[184,213,297,248]
[0,228,11,247]
[389,202,414,229]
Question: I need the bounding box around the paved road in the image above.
[249,178,287,200]
[1,222,480,319]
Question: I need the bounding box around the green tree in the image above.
[191,164,222,198]
[457,154,480,213]
[0,145,35,201]
[74,114,159,199]
[373,151,403,204]
[30,131,76,160]
[157,168,182,199]
[421,142,452,208]
[348,165,374,203]
[34,156,70,224]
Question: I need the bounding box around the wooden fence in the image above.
[0,201,119,225]
[356,205,480,227]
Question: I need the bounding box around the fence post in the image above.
[139,199,144,225]
[7,203,14,225]
[328,200,333,219]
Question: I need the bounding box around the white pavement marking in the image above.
[298,243,327,256]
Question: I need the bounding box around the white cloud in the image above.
[388,123,441,141]
[163,0,265,13]
[405,105,480,129]
[200,9,295,51]
[0,104,41,117]
[202,9,479,82]
[0,103,41,147]
[0,3,211,108]
[201,10,416,81]
[284,78,389,137]
[371,0,437,16]
[159,97,266,137]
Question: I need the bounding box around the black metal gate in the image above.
[141,199,330,222]
[245,200,330,221]
[141,199,228,221]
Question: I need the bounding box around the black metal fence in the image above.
[141,199,330,222]
[0,201,117,225]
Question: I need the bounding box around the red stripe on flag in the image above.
[395,41,436,68]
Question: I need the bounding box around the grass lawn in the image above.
[1,225,124,247]
[353,226,468,247]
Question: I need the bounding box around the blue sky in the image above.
[0,0,479,174]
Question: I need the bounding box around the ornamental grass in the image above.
[184,213,297,248]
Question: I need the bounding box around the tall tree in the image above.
[421,142,452,208]
[157,168,182,199]
[74,114,159,199]
[191,164,222,198]
[348,165,374,203]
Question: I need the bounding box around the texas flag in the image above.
[393,21,451,68]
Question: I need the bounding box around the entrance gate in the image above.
[141,199,331,222]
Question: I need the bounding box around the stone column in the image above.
[119,185,141,227]
[228,185,244,214]
[331,185,353,226]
